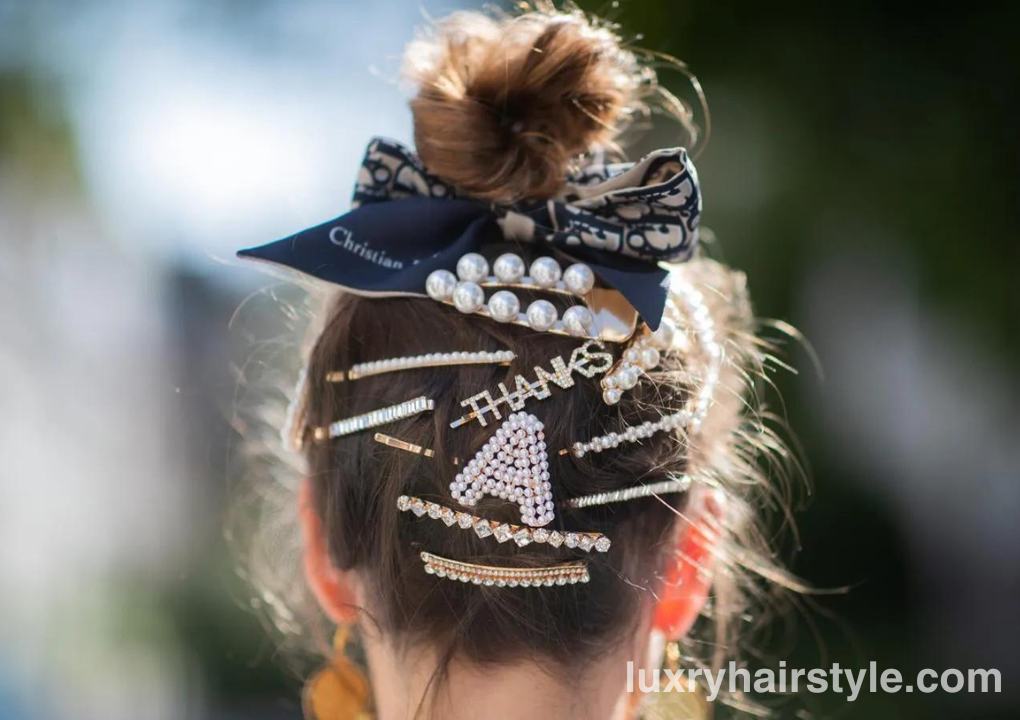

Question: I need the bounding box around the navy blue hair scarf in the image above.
[238,137,702,330]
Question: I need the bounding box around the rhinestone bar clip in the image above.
[314,396,435,441]
[397,495,611,553]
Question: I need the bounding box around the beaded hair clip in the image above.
[426,253,638,343]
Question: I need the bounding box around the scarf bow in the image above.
[238,137,702,329]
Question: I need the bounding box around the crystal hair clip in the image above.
[451,341,612,428]
[313,396,434,441]
[560,409,694,458]
[397,496,611,553]
[426,253,638,343]
[561,476,693,509]
[327,350,514,382]
[421,551,590,587]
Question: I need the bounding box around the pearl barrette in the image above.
[426,253,603,339]
[312,396,434,441]
[397,496,611,552]
[420,551,590,587]
[327,350,514,382]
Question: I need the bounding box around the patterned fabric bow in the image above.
[238,137,702,329]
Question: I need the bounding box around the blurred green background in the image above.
[0,1,1016,718]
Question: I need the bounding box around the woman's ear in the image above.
[299,480,360,624]
[652,487,726,638]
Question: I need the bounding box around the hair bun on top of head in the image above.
[404,10,643,204]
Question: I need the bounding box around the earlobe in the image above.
[299,480,360,624]
[652,488,725,638]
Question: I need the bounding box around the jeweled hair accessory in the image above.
[327,350,514,382]
[562,476,693,509]
[451,341,612,428]
[312,396,434,441]
[237,137,702,331]
[425,253,636,341]
[421,551,590,587]
[450,412,554,527]
[397,496,611,552]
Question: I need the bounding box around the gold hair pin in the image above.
[398,495,611,553]
[374,433,462,465]
[420,551,590,587]
[327,350,514,382]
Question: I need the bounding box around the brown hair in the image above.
[404,7,653,203]
[233,4,800,715]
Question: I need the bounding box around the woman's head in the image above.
[236,4,798,716]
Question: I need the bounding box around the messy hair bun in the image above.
[404,9,646,203]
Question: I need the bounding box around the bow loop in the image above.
[237,137,702,330]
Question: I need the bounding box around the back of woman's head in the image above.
[236,4,799,715]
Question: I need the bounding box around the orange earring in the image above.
[652,504,719,638]
[305,625,372,720]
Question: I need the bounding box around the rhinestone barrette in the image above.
[420,551,590,587]
[313,396,434,441]
[451,340,612,429]
[450,411,554,527]
[425,253,638,343]
[397,496,611,553]
[326,350,514,382]
[561,476,693,509]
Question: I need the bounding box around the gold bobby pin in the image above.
[420,551,590,587]
[374,433,434,458]
[327,350,514,382]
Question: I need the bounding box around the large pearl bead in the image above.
[525,300,558,331]
[493,253,526,283]
[425,269,457,300]
[487,290,521,323]
[562,305,595,337]
[456,253,489,282]
[616,365,640,390]
[650,320,676,350]
[529,257,562,288]
[562,263,595,295]
[452,281,485,313]
[641,347,661,369]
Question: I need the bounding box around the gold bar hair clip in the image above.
[327,350,514,382]
[420,551,589,587]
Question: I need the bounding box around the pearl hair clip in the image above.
[312,396,434,441]
[397,496,611,552]
[421,551,590,587]
[561,476,693,509]
[556,280,721,458]
[326,350,514,382]
[451,412,554,527]
[425,253,638,343]
[598,276,718,406]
